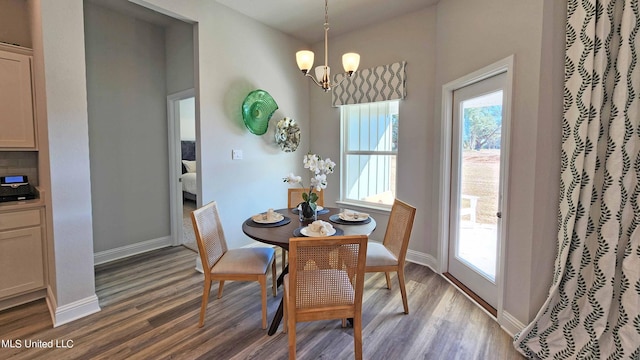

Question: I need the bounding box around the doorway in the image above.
[440,56,513,317]
[168,89,197,250]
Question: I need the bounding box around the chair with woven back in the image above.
[191,201,277,329]
[283,235,368,360]
[365,198,416,314]
[281,188,325,271]
[287,188,324,209]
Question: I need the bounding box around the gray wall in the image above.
[309,0,566,328]
[84,3,170,252]
[38,0,309,320]
[165,21,194,95]
[37,0,566,329]
[134,0,310,246]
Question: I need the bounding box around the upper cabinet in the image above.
[0,45,36,149]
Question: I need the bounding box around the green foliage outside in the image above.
[463,106,502,150]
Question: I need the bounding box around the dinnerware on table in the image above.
[252,210,284,224]
[339,210,370,221]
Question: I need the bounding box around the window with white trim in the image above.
[340,100,398,207]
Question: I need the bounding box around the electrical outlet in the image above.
[232,149,243,160]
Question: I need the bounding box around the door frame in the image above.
[438,55,514,320]
[167,88,196,247]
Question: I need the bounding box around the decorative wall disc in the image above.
[241,89,278,135]
[275,117,301,152]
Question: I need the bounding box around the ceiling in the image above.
[89,0,440,43]
[214,0,440,43]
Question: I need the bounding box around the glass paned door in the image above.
[448,72,507,309]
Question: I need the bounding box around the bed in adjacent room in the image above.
[180,140,197,202]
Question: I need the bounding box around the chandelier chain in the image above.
[324,0,329,28]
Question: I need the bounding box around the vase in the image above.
[298,201,317,222]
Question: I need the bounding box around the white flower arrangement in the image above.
[284,153,336,206]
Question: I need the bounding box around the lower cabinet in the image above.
[0,208,44,299]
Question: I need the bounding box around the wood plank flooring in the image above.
[0,246,524,359]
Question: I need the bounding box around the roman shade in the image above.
[332,61,407,107]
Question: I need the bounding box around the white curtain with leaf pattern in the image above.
[514,0,640,358]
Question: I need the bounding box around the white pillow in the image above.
[182,160,197,173]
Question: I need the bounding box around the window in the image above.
[341,100,398,207]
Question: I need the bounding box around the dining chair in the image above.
[287,188,324,208]
[365,199,416,314]
[282,188,325,271]
[283,235,368,360]
[191,201,277,329]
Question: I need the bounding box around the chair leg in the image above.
[271,257,277,297]
[217,281,225,299]
[281,249,287,273]
[353,313,363,360]
[260,275,267,329]
[282,287,288,334]
[287,301,296,360]
[385,272,392,289]
[397,268,409,314]
[199,280,211,327]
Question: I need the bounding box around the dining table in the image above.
[242,206,377,336]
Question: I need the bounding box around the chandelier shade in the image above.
[295,0,360,92]
[296,50,314,72]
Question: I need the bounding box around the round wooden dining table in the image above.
[242,206,377,335]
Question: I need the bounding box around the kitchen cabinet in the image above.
[0,45,36,149]
[0,207,44,299]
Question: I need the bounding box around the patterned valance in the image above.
[332,61,406,107]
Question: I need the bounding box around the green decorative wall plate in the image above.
[241,89,278,135]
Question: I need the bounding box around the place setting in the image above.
[293,219,344,237]
[244,208,291,228]
[329,209,372,225]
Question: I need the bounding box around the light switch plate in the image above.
[232,149,243,160]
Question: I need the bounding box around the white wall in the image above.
[84,3,171,253]
[38,0,100,324]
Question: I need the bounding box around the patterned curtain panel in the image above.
[331,61,406,107]
[514,0,640,358]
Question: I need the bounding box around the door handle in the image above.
[496,211,502,219]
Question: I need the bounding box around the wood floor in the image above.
[0,246,524,360]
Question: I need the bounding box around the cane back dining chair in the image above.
[282,188,325,271]
[283,235,368,360]
[287,188,324,208]
[365,199,416,314]
[191,201,277,329]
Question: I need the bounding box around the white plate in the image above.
[339,212,369,222]
[300,226,336,237]
[252,213,284,224]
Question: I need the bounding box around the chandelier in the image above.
[295,0,360,92]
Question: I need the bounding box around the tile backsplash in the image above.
[0,152,38,186]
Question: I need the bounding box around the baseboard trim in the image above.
[499,310,526,337]
[0,289,46,311]
[94,236,172,265]
[406,249,439,273]
[51,293,101,327]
